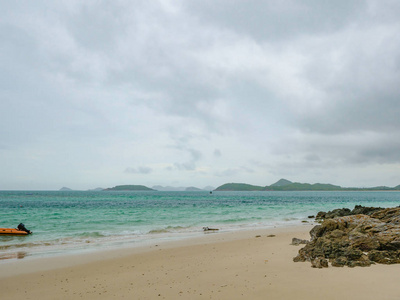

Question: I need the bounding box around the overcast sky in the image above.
[1,0,400,190]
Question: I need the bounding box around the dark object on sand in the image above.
[203,227,219,231]
[291,238,309,246]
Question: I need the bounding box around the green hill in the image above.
[104,185,154,191]
[215,179,400,191]
[270,179,292,187]
[266,182,342,191]
[214,183,264,191]
[185,186,203,191]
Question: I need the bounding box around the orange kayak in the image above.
[0,228,30,236]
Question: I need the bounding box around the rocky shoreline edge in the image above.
[293,205,400,268]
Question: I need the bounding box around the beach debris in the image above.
[255,235,261,238]
[203,227,219,232]
[267,234,276,237]
[294,206,400,268]
[291,237,309,246]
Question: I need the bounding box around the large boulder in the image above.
[294,207,400,267]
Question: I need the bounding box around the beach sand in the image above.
[1,225,400,300]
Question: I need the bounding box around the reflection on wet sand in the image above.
[0,251,28,261]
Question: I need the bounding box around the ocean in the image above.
[1,190,400,261]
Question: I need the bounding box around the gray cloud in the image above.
[183,0,367,41]
[172,148,202,171]
[125,166,153,174]
[215,166,255,177]
[2,1,400,189]
[214,149,222,158]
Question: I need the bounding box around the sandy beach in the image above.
[1,225,400,300]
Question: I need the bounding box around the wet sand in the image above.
[1,225,400,300]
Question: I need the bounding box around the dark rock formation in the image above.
[294,207,400,267]
[291,238,309,246]
[351,205,385,216]
[315,205,385,221]
[311,257,329,268]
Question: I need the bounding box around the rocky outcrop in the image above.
[315,205,384,221]
[291,238,309,246]
[294,207,400,268]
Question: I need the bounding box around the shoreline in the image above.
[0,224,311,278]
[0,222,309,264]
[2,224,400,299]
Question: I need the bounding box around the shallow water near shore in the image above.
[1,190,400,261]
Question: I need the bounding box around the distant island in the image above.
[58,180,400,192]
[57,185,215,192]
[214,179,400,192]
[59,187,105,191]
[185,186,204,191]
[103,185,154,191]
[152,185,215,191]
[59,187,73,191]
[215,183,265,191]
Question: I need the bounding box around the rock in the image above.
[308,215,315,219]
[294,207,400,267]
[371,207,400,224]
[315,205,385,222]
[368,250,400,264]
[291,237,309,246]
[351,205,384,216]
[309,225,322,241]
[311,257,329,268]
[331,256,347,267]
[267,234,276,237]
[315,211,326,221]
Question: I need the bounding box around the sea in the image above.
[1,190,400,261]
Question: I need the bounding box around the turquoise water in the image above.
[1,190,400,260]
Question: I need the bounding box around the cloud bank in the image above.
[1,1,400,189]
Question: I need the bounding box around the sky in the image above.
[1,0,400,190]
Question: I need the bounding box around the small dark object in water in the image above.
[203,227,219,231]
[308,215,315,219]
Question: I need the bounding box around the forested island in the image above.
[214,179,400,192]
[103,185,154,191]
